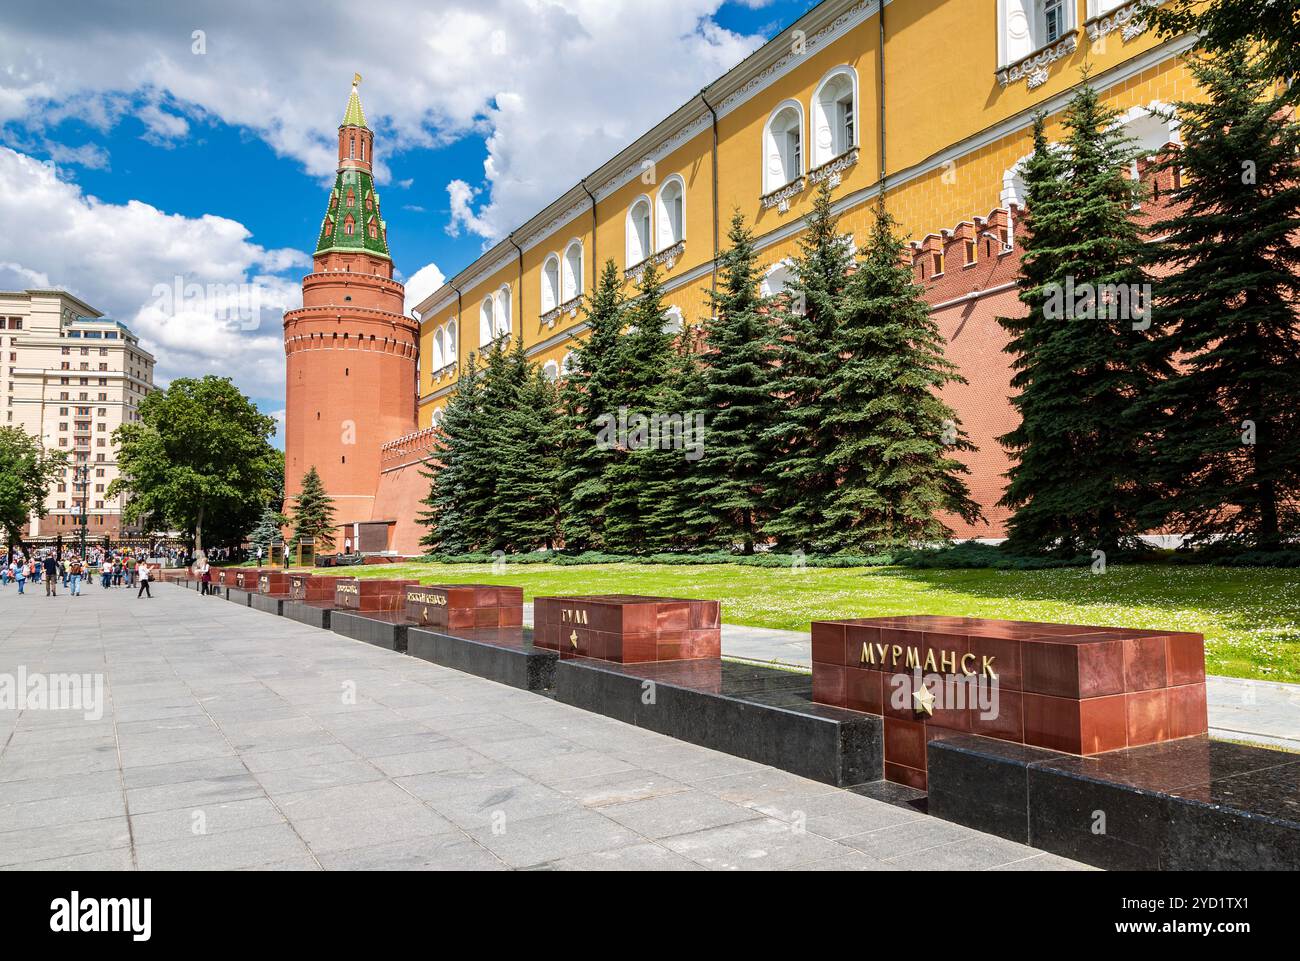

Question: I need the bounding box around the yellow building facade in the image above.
[414,0,1194,427]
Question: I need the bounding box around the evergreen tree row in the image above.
[418,183,978,556]
[1000,48,1300,555]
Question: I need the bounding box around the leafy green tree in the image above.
[289,466,336,551]
[763,181,854,551]
[1152,0,1300,98]
[109,376,279,552]
[558,259,626,550]
[682,212,780,553]
[0,426,68,547]
[998,89,1168,556]
[823,205,982,549]
[1144,46,1300,548]
[487,338,564,551]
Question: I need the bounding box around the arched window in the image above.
[562,241,583,301]
[541,255,560,313]
[542,360,560,382]
[626,197,652,266]
[760,260,794,298]
[494,285,511,338]
[763,102,804,193]
[661,306,684,335]
[655,177,685,251]
[431,325,444,369]
[445,320,457,361]
[812,67,857,166]
[432,408,444,428]
[479,298,494,346]
[560,351,576,377]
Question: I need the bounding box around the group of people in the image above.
[2,547,156,598]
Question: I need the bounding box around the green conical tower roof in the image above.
[315,76,389,260]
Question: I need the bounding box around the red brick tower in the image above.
[283,75,417,540]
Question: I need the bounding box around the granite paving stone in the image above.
[0,581,1089,871]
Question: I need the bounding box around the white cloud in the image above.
[0,0,766,238]
[0,147,307,401]
[403,262,447,317]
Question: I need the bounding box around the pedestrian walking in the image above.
[15,561,26,595]
[68,555,83,596]
[136,560,152,599]
[43,554,58,596]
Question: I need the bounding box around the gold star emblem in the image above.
[912,684,936,717]
[422,606,429,624]
[569,629,579,649]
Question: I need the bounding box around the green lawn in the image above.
[338,561,1300,683]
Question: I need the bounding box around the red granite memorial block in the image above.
[533,594,721,663]
[213,567,237,588]
[257,571,293,595]
[811,615,1207,789]
[234,568,270,591]
[333,577,417,613]
[288,574,336,603]
[404,585,524,631]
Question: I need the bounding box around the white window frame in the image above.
[626,196,653,267]
[810,66,859,167]
[655,176,686,252]
[479,298,494,347]
[494,285,512,338]
[541,254,560,313]
[762,100,805,194]
[562,239,584,301]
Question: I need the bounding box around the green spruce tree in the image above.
[487,337,565,551]
[602,260,676,553]
[1145,46,1300,548]
[247,502,289,557]
[418,352,483,553]
[998,85,1166,557]
[681,212,780,553]
[823,205,982,550]
[558,259,626,551]
[290,466,336,551]
[763,181,854,552]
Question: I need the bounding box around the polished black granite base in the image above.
[226,586,253,607]
[407,626,557,691]
[554,658,882,786]
[250,593,287,616]
[927,733,1300,870]
[284,600,333,630]
[332,611,409,653]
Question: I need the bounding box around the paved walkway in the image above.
[0,582,1084,871]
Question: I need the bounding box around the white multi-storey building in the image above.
[1,289,156,544]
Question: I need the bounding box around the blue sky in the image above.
[0,0,816,437]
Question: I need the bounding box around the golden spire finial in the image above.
[353,72,362,87]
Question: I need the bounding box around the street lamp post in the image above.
[76,463,88,559]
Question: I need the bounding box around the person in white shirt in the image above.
[136,561,152,598]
